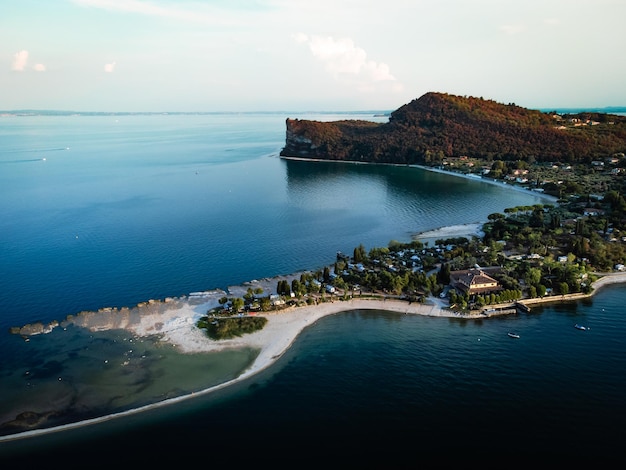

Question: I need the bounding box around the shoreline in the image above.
[280,156,559,205]
[3,272,625,443]
[0,165,604,443]
[0,296,450,443]
[410,163,559,204]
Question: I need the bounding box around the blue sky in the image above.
[2,0,625,112]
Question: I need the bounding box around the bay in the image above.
[0,112,549,331]
[1,113,623,464]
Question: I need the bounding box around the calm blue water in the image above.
[1,113,624,464]
[0,112,549,329]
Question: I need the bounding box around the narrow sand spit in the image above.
[128,296,452,376]
[3,274,624,442]
[0,296,454,443]
[129,272,626,379]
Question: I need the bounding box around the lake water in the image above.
[1,113,624,464]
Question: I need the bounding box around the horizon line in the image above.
[2,106,626,116]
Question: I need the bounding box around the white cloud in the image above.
[298,34,397,87]
[104,61,117,72]
[499,24,526,35]
[12,50,29,71]
[11,50,46,72]
[292,32,309,44]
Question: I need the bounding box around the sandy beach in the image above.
[147,296,451,362]
[2,271,625,443]
[56,269,626,382]
[411,164,559,203]
[129,270,626,365]
[0,291,458,442]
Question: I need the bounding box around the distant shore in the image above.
[280,156,559,206]
[410,164,559,204]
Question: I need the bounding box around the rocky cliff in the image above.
[280,92,626,164]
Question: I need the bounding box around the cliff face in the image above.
[282,119,325,157]
[281,117,380,161]
[280,92,626,164]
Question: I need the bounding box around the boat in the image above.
[507,332,520,339]
[574,324,587,330]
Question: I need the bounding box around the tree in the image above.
[353,244,367,263]
[231,297,244,313]
[291,279,304,298]
[437,263,451,284]
[323,266,331,283]
[277,280,291,296]
[524,267,542,287]
[260,297,271,311]
[243,288,255,302]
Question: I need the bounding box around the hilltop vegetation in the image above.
[281,92,626,165]
[204,93,626,327]
[273,94,626,312]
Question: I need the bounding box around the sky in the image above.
[1,0,625,112]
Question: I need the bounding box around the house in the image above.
[269,294,285,306]
[583,208,604,216]
[450,268,502,296]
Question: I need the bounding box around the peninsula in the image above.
[280,91,626,167]
[4,266,625,442]
[4,91,626,441]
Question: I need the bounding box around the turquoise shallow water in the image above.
[2,285,625,464]
[1,113,622,464]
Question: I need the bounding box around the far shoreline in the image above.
[279,156,559,206]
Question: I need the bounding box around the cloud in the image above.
[104,61,117,72]
[293,32,309,44]
[12,50,29,71]
[296,34,398,89]
[499,24,526,35]
[11,50,46,72]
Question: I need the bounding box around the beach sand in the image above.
[0,292,455,442]
[3,272,624,443]
[55,270,626,382]
[93,269,626,377]
[138,296,451,362]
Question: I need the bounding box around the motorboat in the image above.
[507,332,520,339]
[574,324,587,330]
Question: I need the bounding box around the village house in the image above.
[449,267,502,296]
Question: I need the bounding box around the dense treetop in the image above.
[280,92,626,164]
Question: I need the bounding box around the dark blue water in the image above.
[0,113,548,329]
[1,113,624,464]
[3,286,625,464]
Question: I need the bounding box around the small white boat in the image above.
[507,332,520,339]
[574,324,587,330]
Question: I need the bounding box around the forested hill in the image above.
[280,92,626,165]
